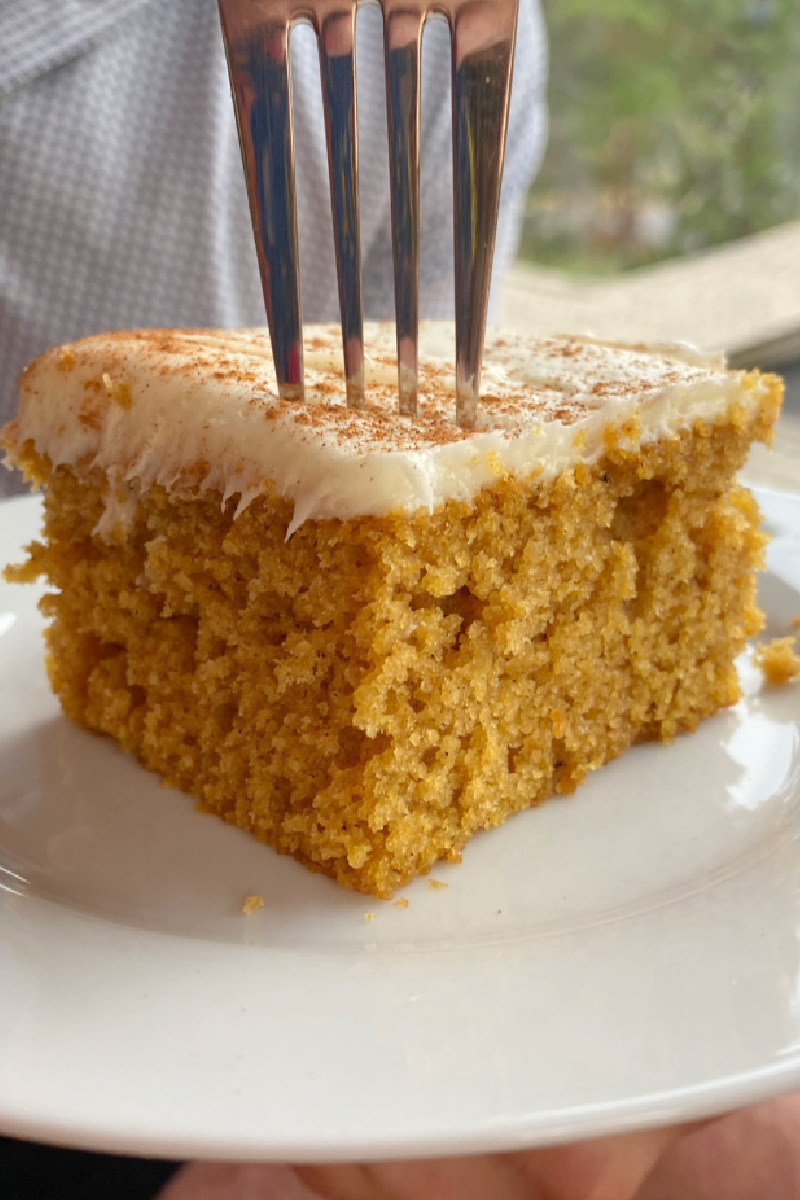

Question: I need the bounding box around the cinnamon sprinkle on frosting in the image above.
[3,322,765,537]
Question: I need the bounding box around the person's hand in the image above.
[156,1093,800,1200]
[156,1126,676,1200]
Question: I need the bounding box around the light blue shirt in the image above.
[0,0,547,497]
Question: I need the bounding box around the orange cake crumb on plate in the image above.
[754,636,800,685]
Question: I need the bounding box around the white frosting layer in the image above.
[3,323,764,535]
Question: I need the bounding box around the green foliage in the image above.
[522,0,800,273]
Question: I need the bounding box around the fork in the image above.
[217,0,520,429]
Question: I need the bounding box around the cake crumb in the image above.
[393,898,409,910]
[102,372,132,409]
[428,879,448,891]
[242,893,264,915]
[754,637,800,685]
[364,911,376,922]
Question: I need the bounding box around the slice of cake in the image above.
[1,325,783,896]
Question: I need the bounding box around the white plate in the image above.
[1,487,799,1162]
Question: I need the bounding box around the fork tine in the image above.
[319,6,365,409]
[218,8,303,397]
[383,4,424,417]
[450,0,519,429]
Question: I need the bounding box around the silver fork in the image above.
[218,0,519,429]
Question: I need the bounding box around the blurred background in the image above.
[523,0,800,277]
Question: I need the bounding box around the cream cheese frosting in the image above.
[2,322,765,536]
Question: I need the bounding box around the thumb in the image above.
[508,1126,687,1200]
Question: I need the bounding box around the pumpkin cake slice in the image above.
[1,324,782,896]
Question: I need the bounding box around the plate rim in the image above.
[2,1059,800,1163]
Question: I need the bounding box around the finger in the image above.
[510,1127,686,1200]
[637,1094,800,1200]
[300,1155,535,1200]
[157,1162,324,1200]
[294,1164,380,1200]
